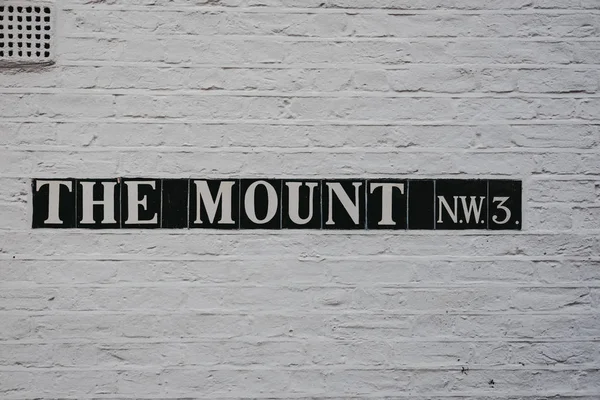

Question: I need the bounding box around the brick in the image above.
[63,0,600,9]
[573,206,600,229]
[529,179,599,202]
[0,339,598,369]
[0,286,593,313]
[1,232,599,257]
[527,205,574,230]
[2,259,600,285]
[1,2,599,398]
[62,10,600,39]
[59,37,600,65]
[2,122,598,150]
[2,93,595,121]
[2,66,599,94]
[1,313,597,341]
[476,125,600,149]
[5,148,600,178]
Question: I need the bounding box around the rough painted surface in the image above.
[0,0,599,398]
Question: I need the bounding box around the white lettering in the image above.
[460,196,485,224]
[370,182,405,225]
[492,196,511,224]
[36,180,72,224]
[437,196,459,223]
[326,182,362,225]
[438,195,485,224]
[244,180,278,224]
[286,182,318,225]
[80,181,117,224]
[193,180,235,224]
[124,181,158,225]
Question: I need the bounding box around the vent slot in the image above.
[0,2,54,64]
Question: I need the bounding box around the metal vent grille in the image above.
[0,3,53,64]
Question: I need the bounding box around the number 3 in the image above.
[492,197,511,224]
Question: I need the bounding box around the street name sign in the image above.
[32,178,521,230]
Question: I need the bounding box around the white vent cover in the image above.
[0,2,54,64]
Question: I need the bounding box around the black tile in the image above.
[488,180,522,230]
[190,179,239,229]
[240,179,281,229]
[367,179,407,230]
[407,180,435,230]
[282,180,321,229]
[121,179,161,228]
[32,179,76,228]
[162,179,189,229]
[435,179,487,230]
[76,179,121,229]
[322,180,366,229]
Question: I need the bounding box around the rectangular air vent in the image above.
[0,2,54,64]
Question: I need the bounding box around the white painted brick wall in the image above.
[0,0,599,398]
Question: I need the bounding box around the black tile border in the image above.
[32,178,522,230]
